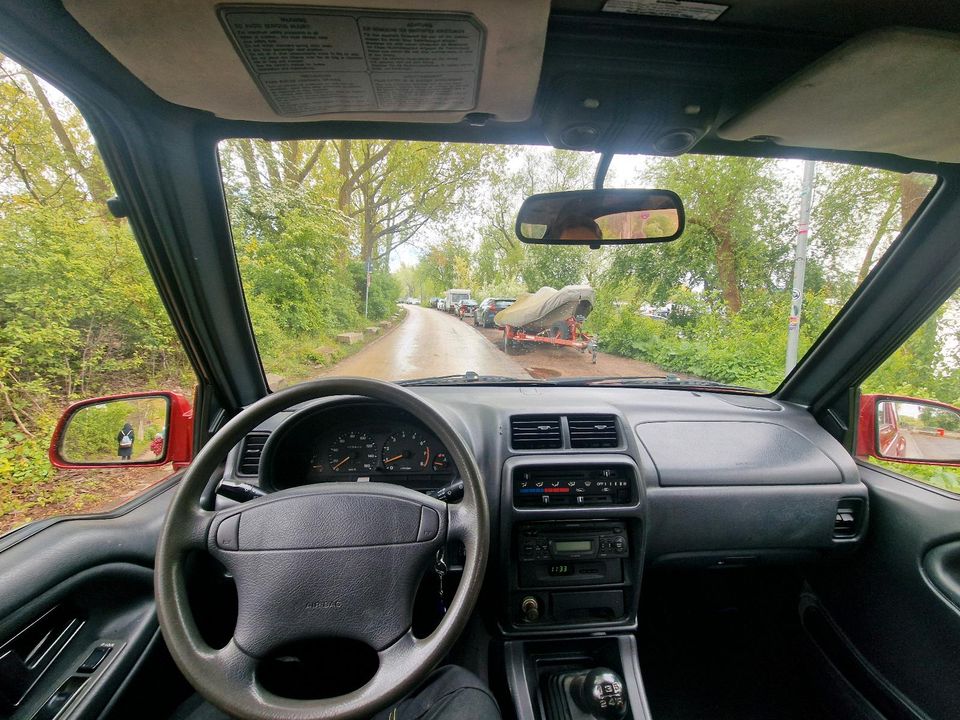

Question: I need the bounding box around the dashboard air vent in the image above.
[568,415,619,448]
[511,416,562,449]
[834,498,865,538]
[238,432,269,475]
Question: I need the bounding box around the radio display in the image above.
[554,539,592,552]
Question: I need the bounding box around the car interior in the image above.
[2,1,960,720]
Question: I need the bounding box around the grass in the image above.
[261,308,406,387]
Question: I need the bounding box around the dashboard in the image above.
[222,385,868,635]
[258,402,456,493]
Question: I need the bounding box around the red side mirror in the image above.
[49,391,193,470]
[857,393,960,467]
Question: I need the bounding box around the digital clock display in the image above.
[548,564,573,576]
[554,539,592,553]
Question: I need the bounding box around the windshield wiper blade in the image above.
[556,375,758,392]
[400,372,554,386]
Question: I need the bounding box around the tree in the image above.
[618,155,794,315]
[812,165,936,286]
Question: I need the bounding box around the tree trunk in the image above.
[900,174,926,227]
[256,140,282,187]
[337,140,353,213]
[24,69,111,205]
[858,193,899,283]
[714,228,742,314]
[237,140,261,191]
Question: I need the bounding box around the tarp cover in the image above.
[494,285,594,330]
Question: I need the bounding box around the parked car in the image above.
[436,298,446,312]
[475,297,516,327]
[427,297,442,309]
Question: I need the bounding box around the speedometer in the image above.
[381,429,430,472]
[327,431,378,473]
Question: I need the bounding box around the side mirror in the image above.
[49,391,193,469]
[515,188,684,247]
[857,394,960,466]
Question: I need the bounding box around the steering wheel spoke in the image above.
[171,506,218,552]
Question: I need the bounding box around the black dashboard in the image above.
[221,386,868,636]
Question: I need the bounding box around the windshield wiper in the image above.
[554,375,759,392]
[400,372,555,387]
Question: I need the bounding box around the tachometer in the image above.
[327,431,378,473]
[381,429,430,472]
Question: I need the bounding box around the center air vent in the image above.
[511,416,562,449]
[238,432,269,475]
[568,415,619,448]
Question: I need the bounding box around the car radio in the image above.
[517,521,629,588]
[518,521,628,562]
[513,465,635,507]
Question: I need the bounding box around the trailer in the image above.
[495,285,598,362]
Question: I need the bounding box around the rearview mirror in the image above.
[50,391,193,468]
[515,189,684,247]
[857,394,960,466]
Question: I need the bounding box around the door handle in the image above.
[922,540,960,610]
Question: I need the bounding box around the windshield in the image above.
[218,140,934,391]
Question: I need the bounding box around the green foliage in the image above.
[870,458,960,495]
[520,245,589,290]
[0,424,57,517]
[350,261,401,320]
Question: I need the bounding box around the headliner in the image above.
[0,0,958,173]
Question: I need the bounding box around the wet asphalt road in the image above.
[324,304,532,381]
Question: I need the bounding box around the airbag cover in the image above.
[637,420,842,486]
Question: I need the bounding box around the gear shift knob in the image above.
[572,667,627,719]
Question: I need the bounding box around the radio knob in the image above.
[521,596,540,623]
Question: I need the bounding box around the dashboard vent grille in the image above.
[834,498,864,538]
[568,415,619,448]
[238,433,269,475]
[511,416,562,449]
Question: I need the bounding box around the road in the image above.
[324,305,532,381]
[902,428,960,461]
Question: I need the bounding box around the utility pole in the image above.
[364,258,372,318]
[785,160,816,374]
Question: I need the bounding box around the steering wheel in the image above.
[155,378,490,720]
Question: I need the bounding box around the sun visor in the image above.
[718,28,960,163]
[63,0,549,123]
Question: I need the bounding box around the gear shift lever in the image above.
[571,667,628,719]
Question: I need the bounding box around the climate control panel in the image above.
[514,465,635,507]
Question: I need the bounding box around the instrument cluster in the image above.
[260,403,454,491]
[318,426,451,476]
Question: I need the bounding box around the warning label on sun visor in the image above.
[219,7,484,116]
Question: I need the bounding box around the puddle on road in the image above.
[526,367,562,379]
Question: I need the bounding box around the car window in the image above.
[219,139,934,392]
[0,58,196,535]
[859,286,960,492]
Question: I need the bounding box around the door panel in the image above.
[806,463,960,720]
[0,482,176,720]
